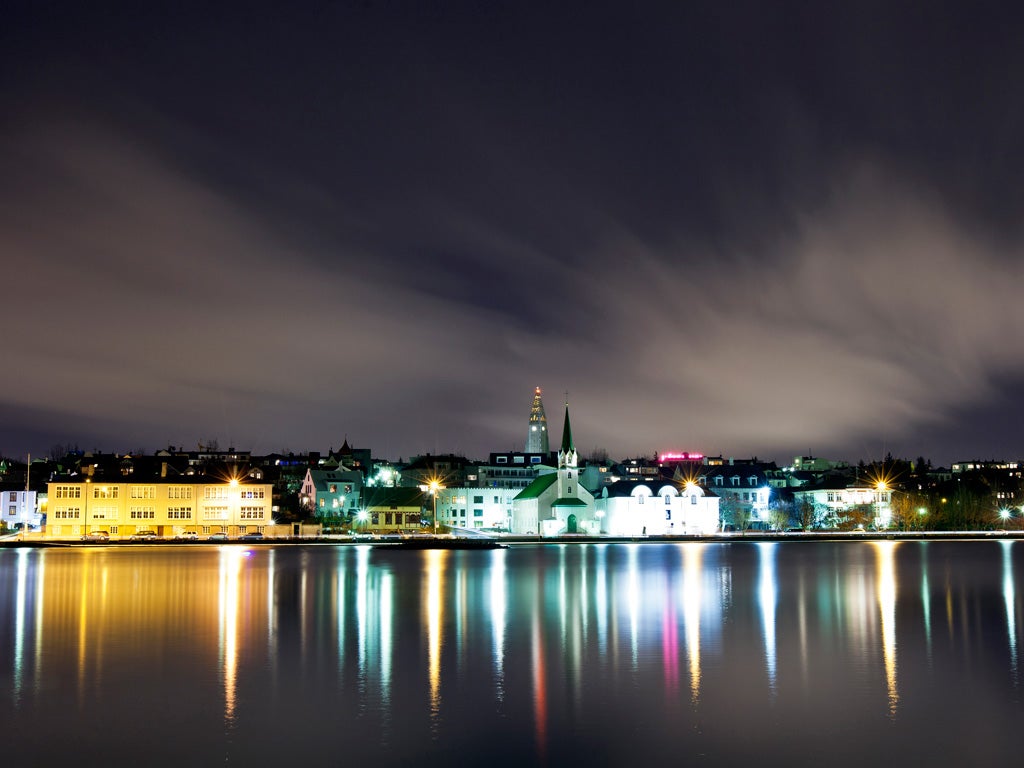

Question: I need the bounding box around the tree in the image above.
[720,497,752,532]
[797,498,821,530]
[767,503,791,531]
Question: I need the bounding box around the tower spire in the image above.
[526,386,549,454]
[558,398,578,469]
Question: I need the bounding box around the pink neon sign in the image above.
[658,452,704,462]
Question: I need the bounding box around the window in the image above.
[168,486,192,500]
[329,484,337,493]
[530,456,541,464]
[129,507,155,519]
[664,496,671,505]
[493,496,499,503]
[94,486,118,499]
[666,510,672,521]
[497,456,508,464]
[240,507,263,520]
[240,488,265,499]
[130,486,155,499]
[91,506,115,519]
[205,487,228,500]
[8,506,15,516]
[473,495,484,504]
[714,477,723,487]
[168,507,193,519]
[474,509,483,517]
[9,492,16,502]
[204,506,228,520]
[54,507,81,519]
[638,495,645,505]
[691,495,697,505]
[55,485,82,499]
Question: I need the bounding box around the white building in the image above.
[512,402,599,536]
[596,481,720,536]
[3,489,41,531]
[791,483,892,529]
[435,486,521,531]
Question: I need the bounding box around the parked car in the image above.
[174,531,199,541]
[208,532,229,541]
[238,531,264,541]
[82,531,110,542]
[130,531,160,541]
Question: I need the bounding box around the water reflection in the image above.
[758,542,778,695]
[1,542,1023,767]
[873,541,899,716]
[425,549,445,726]
[218,548,244,726]
[681,544,703,705]
[1003,541,1017,682]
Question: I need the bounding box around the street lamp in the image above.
[428,479,442,535]
[999,508,1011,529]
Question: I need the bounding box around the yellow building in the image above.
[46,478,274,540]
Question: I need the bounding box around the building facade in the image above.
[45,478,273,539]
[2,489,41,531]
[596,481,720,536]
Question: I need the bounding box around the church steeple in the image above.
[558,399,578,469]
[526,387,549,454]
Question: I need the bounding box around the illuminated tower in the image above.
[526,387,549,454]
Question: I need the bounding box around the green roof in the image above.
[551,497,588,507]
[514,473,558,500]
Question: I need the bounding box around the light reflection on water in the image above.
[0,541,1022,766]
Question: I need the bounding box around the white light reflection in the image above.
[336,553,346,680]
[681,544,703,706]
[12,549,29,705]
[356,546,370,680]
[874,541,899,717]
[380,571,393,712]
[1002,541,1017,682]
[920,543,932,665]
[757,542,778,696]
[628,544,640,669]
[490,549,507,700]
[218,547,245,727]
[595,545,608,659]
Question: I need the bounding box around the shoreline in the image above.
[3,530,1023,548]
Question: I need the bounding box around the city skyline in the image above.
[4,2,1024,467]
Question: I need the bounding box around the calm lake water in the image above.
[0,541,1020,766]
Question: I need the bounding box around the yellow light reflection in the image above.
[873,541,899,717]
[425,550,446,721]
[219,547,245,726]
[681,544,703,706]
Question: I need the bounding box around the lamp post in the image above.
[429,480,442,535]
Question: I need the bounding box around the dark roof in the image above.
[363,487,424,508]
[560,405,573,454]
[514,473,559,500]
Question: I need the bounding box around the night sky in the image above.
[3,1,1024,466]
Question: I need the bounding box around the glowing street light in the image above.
[429,479,443,535]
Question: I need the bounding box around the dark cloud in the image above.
[2,1,1023,465]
